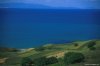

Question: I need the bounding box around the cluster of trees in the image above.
[46,57,58,65]
[34,56,58,66]
[64,52,85,65]
[22,57,33,66]
[21,56,58,66]
[87,41,96,50]
[21,52,85,66]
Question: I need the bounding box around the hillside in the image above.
[0,40,100,66]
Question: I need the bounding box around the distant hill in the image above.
[0,3,51,8]
[0,0,100,9]
[0,3,79,9]
[0,47,19,52]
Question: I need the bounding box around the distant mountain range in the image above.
[0,3,99,9]
[0,3,51,8]
[0,0,100,9]
[0,3,79,9]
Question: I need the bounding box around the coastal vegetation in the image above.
[0,40,100,66]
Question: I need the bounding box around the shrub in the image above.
[21,57,33,66]
[46,57,58,65]
[89,47,96,50]
[87,41,96,48]
[34,57,47,66]
[74,43,78,47]
[64,52,85,65]
[87,41,96,50]
[33,56,58,66]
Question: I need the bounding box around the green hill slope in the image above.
[0,40,100,66]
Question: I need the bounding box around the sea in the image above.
[0,8,100,48]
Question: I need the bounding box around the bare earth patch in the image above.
[0,58,8,64]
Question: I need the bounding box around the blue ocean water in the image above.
[0,9,100,48]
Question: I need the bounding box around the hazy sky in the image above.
[0,0,100,9]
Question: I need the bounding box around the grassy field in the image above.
[0,40,100,66]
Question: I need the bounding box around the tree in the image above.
[64,52,85,65]
[46,57,58,65]
[87,41,96,50]
[21,57,34,66]
[74,43,78,47]
[33,56,58,66]
[87,41,96,48]
[34,57,47,66]
[89,47,96,50]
